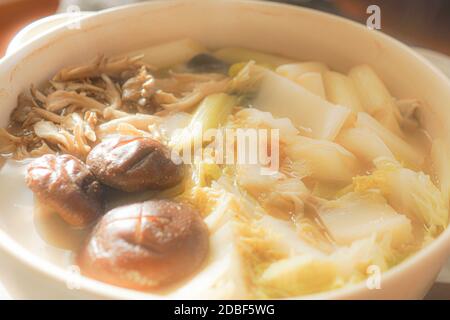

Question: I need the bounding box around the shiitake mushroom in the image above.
[27,140,203,289]
[77,199,209,290]
[26,154,104,228]
[86,136,184,193]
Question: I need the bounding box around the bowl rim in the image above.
[0,0,449,300]
[5,12,94,56]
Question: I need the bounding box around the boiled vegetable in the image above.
[129,38,206,69]
[348,65,392,114]
[348,65,403,136]
[431,139,450,205]
[317,191,413,247]
[286,136,361,182]
[295,72,326,98]
[354,158,448,232]
[213,47,292,67]
[356,112,424,168]
[260,255,337,297]
[324,71,363,113]
[337,127,394,163]
[254,69,351,140]
[276,62,329,79]
[172,93,237,153]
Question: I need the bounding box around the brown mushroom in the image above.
[26,154,104,227]
[77,199,209,290]
[86,136,184,192]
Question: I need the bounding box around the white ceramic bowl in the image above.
[6,12,93,56]
[0,0,450,299]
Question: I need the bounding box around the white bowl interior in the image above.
[0,0,450,299]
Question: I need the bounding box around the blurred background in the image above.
[0,0,449,58]
[0,0,449,299]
